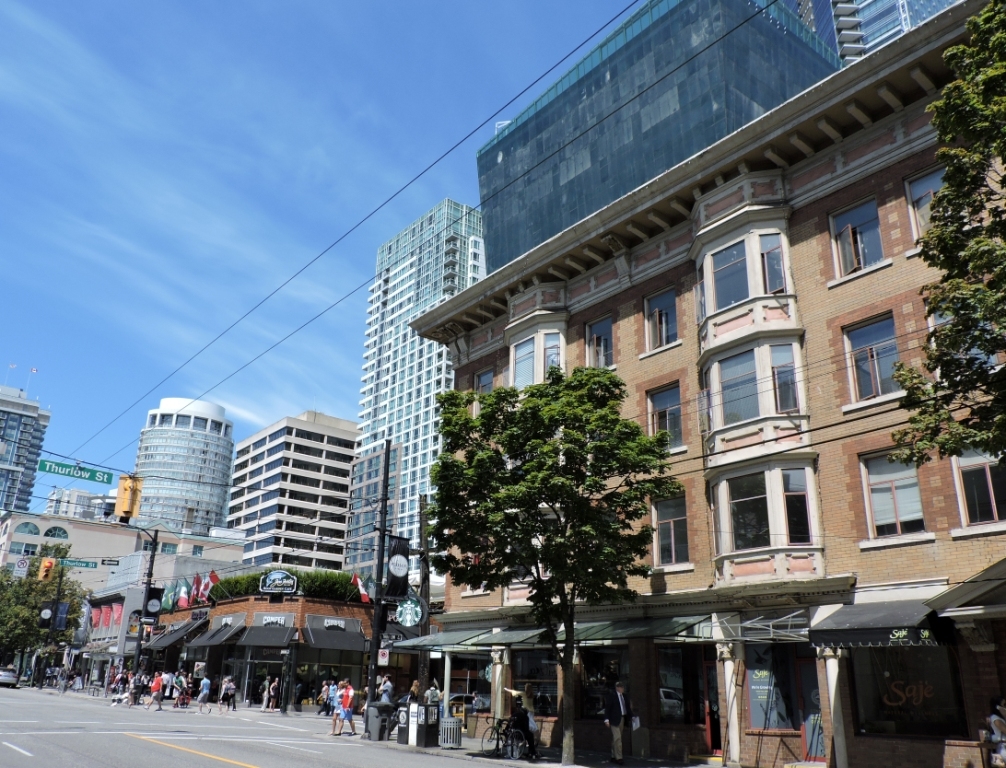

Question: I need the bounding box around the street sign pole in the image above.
[365,439,392,712]
[36,565,64,689]
[132,530,158,673]
[417,494,430,695]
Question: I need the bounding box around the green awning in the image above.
[465,627,547,646]
[392,628,489,650]
[558,616,706,642]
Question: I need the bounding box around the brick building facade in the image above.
[409,3,1005,766]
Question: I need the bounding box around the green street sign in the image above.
[36,460,114,485]
[59,558,98,569]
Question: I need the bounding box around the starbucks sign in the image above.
[396,596,425,627]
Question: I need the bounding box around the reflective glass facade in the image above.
[351,199,481,578]
[0,385,50,513]
[135,398,233,535]
[478,0,840,273]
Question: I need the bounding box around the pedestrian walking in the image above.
[268,677,279,712]
[127,672,140,708]
[218,677,234,714]
[603,681,633,766]
[334,679,357,736]
[259,677,271,711]
[197,675,212,714]
[328,680,345,735]
[161,670,174,701]
[318,680,330,716]
[145,672,164,711]
[408,680,421,702]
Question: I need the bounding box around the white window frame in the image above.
[712,464,818,554]
[704,341,805,431]
[905,167,945,241]
[952,451,1006,528]
[830,198,885,278]
[644,287,678,352]
[695,229,792,320]
[510,329,565,388]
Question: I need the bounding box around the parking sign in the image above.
[13,558,29,579]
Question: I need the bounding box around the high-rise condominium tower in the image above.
[349,199,482,578]
[134,398,233,535]
[227,411,358,571]
[0,385,49,513]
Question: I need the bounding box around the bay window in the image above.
[783,469,811,544]
[771,345,798,413]
[760,234,786,294]
[543,332,561,372]
[729,473,770,550]
[714,466,816,553]
[720,350,759,425]
[509,326,565,389]
[711,241,749,310]
[513,338,535,389]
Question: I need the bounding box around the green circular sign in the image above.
[396,597,424,627]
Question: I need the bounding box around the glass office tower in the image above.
[349,199,482,578]
[478,0,841,273]
[0,385,50,512]
[135,398,233,535]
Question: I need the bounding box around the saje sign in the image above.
[259,569,298,595]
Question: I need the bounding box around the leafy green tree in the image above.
[430,367,681,765]
[893,0,1006,463]
[0,543,88,666]
[196,568,360,606]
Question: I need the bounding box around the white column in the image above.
[718,642,741,767]
[443,651,453,699]
[491,649,504,718]
[821,647,848,768]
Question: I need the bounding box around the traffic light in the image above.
[37,557,56,582]
[143,587,164,619]
[114,474,144,520]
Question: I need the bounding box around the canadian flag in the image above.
[352,573,370,603]
[199,570,219,602]
[191,573,203,603]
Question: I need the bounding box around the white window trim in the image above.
[829,196,884,280]
[825,257,893,290]
[510,329,565,388]
[639,338,683,361]
[697,228,792,317]
[644,287,679,353]
[705,340,806,431]
[712,463,818,555]
[951,451,1006,530]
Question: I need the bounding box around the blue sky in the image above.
[1,0,638,507]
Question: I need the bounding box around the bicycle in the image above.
[480,716,527,760]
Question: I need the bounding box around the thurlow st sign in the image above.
[36,460,114,485]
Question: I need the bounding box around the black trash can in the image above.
[396,706,410,744]
[365,701,395,741]
[416,703,440,748]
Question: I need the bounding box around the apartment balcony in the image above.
[837,29,864,43]
[832,1,859,14]
[715,544,825,584]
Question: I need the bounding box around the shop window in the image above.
[834,200,884,276]
[783,470,811,545]
[761,234,786,294]
[721,350,759,425]
[646,288,677,349]
[657,646,705,724]
[909,168,944,236]
[512,649,558,716]
[771,345,798,413]
[957,450,1006,525]
[745,643,798,730]
[847,316,899,401]
[649,385,683,449]
[864,455,925,537]
[655,497,688,565]
[851,646,967,738]
[579,647,628,719]
[587,317,614,368]
[729,473,770,550]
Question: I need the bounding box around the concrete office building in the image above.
[134,398,233,535]
[350,199,482,578]
[0,385,50,513]
[477,0,840,274]
[45,487,117,519]
[228,412,358,571]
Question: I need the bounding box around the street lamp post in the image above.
[132,529,159,673]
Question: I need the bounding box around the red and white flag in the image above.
[30,368,37,373]
[199,570,218,601]
[352,573,370,603]
[191,573,203,603]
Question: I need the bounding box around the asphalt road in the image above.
[0,687,462,768]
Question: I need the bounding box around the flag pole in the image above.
[24,368,35,396]
[4,364,14,388]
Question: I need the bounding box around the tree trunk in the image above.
[560,612,577,765]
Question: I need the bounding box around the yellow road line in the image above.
[125,733,261,768]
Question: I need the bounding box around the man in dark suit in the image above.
[603,681,632,765]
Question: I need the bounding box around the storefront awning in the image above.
[237,626,297,647]
[465,627,548,646]
[146,618,208,650]
[302,626,367,652]
[393,628,490,650]
[186,623,246,648]
[809,601,952,647]
[557,615,707,643]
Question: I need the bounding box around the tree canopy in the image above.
[196,568,361,606]
[430,366,680,763]
[893,0,1006,463]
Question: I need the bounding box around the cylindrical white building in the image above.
[134,398,233,535]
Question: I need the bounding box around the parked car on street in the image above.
[0,668,20,688]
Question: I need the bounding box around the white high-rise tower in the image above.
[347,199,483,578]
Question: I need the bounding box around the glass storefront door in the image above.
[702,657,722,755]
[797,659,825,761]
